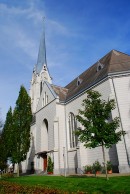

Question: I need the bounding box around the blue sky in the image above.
[0,0,130,121]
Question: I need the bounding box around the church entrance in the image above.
[43,154,47,171]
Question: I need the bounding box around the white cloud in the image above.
[0,2,42,65]
[14,28,38,59]
[0,1,71,64]
[1,23,37,61]
[0,1,43,20]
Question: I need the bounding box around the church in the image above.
[21,24,130,175]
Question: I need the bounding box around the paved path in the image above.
[74,173,130,177]
[21,172,130,177]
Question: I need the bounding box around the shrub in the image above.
[92,160,102,173]
[107,161,112,171]
[84,165,92,173]
[47,156,54,173]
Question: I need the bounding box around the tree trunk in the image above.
[17,163,19,177]
[101,143,109,180]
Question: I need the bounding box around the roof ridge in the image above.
[112,49,130,57]
[65,62,97,88]
[107,50,115,72]
[65,50,114,88]
[64,49,130,102]
[51,84,68,91]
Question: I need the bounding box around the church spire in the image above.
[36,18,47,74]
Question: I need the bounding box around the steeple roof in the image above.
[36,19,47,74]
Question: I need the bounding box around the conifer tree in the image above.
[0,134,7,171]
[2,107,14,159]
[0,117,2,130]
[0,120,7,171]
[12,85,32,177]
[76,90,125,180]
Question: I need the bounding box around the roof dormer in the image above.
[77,77,82,86]
[96,61,104,72]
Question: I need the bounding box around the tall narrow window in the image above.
[43,92,48,106]
[46,95,48,104]
[68,113,78,148]
[44,92,46,105]
[40,81,42,95]
[42,98,44,107]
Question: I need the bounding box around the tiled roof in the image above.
[51,84,68,101]
[52,50,130,102]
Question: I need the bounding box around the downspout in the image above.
[111,77,129,165]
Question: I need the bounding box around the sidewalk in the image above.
[71,173,130,177]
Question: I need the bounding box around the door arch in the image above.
[41,118,48,151]
[41,119,48,171]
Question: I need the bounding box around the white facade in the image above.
[21,28,130,174]
[22,71,130,175]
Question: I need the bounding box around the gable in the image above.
[36,81,58,111]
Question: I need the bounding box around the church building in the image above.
[21,24,130,174]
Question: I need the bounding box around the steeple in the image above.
[30,19,52,113]
[36,18,47,74]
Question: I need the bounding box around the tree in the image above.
[2,107,14,159]
[47,156,54,174]
[76,90,125,180]
[0,111,3,132]
[12,85,32,177]
[0,130,8,171]
[0,118,8,171]
[0,107,14,172]
[0,118,2,130]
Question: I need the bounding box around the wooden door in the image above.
[43,155,47,171]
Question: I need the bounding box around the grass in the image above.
[1,175,130,193]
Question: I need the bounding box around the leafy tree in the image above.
[12,85,32,177]
[76,90,125,180]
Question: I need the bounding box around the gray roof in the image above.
[51,50,130,102]
[51,84,68,101]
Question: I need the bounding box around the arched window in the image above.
[68,113,78,148]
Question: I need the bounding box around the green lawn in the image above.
[1,175,130,193]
